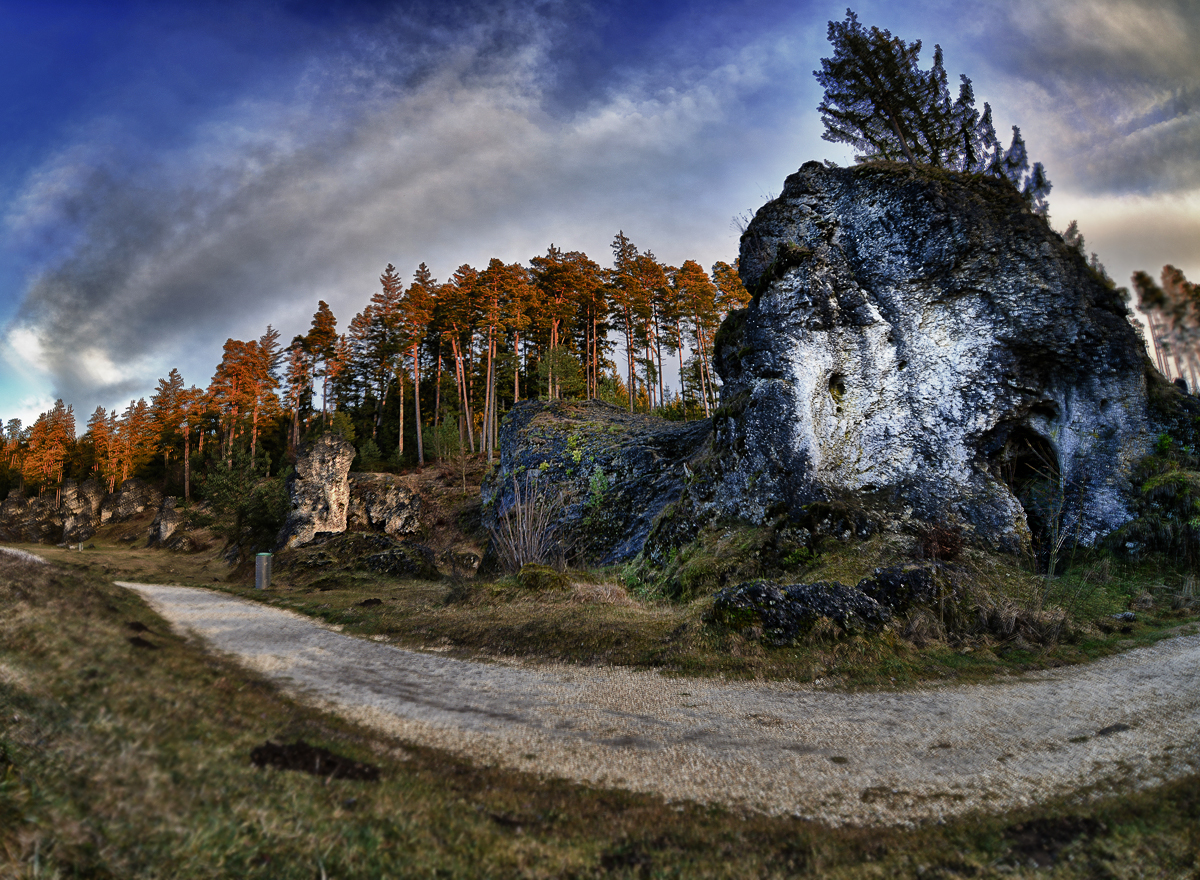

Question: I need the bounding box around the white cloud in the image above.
[3,6,803,415]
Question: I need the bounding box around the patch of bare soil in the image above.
[249,740,381,781]
[122,581,1200,827]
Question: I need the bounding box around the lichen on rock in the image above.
[480,399,710,565]
[678,161,1155,553]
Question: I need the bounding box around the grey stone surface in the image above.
[480,399,711,565]
[1,479,105,544]
[277,434,356,549]
[62,479,104,543]
[148,497,186,546]
[100,478,163,525]
[685,161,1153,549]
[347,472,423,537]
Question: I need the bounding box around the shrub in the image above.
[488,473,565,573]
[200,449,290,557]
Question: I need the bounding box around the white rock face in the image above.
[704,162,1153,548]
[277,434,356,549]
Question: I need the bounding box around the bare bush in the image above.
[488,473,565,573]
[570,582,637,606]
[900,608,945,647]
[1173,575,1198,611]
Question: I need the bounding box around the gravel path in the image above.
[121,581,1200,826]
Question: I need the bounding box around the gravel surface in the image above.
[121,581,1200,826]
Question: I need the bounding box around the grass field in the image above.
[3,535,1200,877]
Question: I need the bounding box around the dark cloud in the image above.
[967,0,1200,195]
[4,0,808,414]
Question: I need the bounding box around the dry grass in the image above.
[569,581,638,606]
[3,552,1200,877]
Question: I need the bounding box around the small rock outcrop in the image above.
[277,434,356,549]
[278,532,440,581]
[148,498,186,546]
[665,162,1154,551]
[0,477,153,545]
[347,473,422,537]
[480,399,711,565]
[99,479,163,525]
[709,566,938,644]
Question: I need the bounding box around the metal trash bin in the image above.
[255,552,272,590]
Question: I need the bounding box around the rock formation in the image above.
[659,161,1155,552]
[347,473,422,538]
[62,479,105,543]
[0,477,154,545]
[148,498,186,546]
[277,434,356,549]
[99,478,162,526]
[277,434,426,550]
[480,399,710,565]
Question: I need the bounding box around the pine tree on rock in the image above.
[816,9,1050,213]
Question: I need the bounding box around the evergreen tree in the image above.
[815,9,1050,213]
[305,301,338,423]
[401,263,436,465]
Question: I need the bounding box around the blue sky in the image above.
[2,0,1198,426]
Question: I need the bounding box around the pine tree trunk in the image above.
[398,374,405,456]
[413,345,424,466]
[513,331,521,402]
[250,393,260,465]
[434,338,443,432]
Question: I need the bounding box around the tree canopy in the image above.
[815,9,1051,214]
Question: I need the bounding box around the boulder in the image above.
[709,580,891,644]
[708,565,943,644]
[347,473,422,537]
[666,161,1153,552]
[276,434,356,549]
[148,497,186,546]
[480,399,711,565]
[361,543,440,580]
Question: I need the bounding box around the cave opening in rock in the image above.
[990,425,1066,572]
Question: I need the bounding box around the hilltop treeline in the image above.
[1,232,749,501]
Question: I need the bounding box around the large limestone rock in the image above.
[277,434,356,549]
[481,399,711,565]
[148,498,186,546]
[0,491,63,543]
[347,473,422,537]
[679,161,1152,549]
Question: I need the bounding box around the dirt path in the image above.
[120,581,1200,826]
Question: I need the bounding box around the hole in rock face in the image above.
[988,426,1065,573]
[828,374,846,404]
[1029,401,1059,420]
